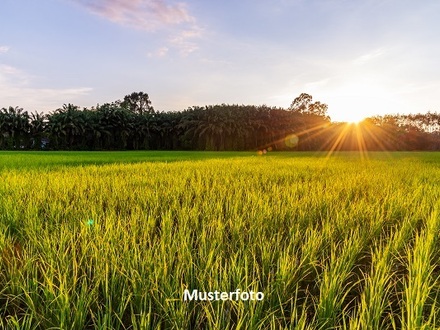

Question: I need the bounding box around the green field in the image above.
[1,151,440,329]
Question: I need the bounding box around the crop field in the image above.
[1,151,440,329]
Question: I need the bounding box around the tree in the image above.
[0,106,30,149]
[29,112,47,149]
[120,92,154,115]
[289,93,313,113]
[289,93,329,120]
[47,104,86,149]
[308,101,329,118]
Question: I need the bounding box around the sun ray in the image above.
[256,121,331,151]
[256,116,409,158]
[359,120,401,155]
[354,123,368,160]
[324,123,352,159]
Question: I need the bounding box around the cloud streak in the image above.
[168,27,202,56]
[0,64,92,111]
[71,0,194,31]
[353,48,385,65]
[70,0,203,56]
[0,46,10,54]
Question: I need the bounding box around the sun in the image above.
[346,117,365,125]
[332,110,367,124]
[326,96,371,124]
[325,85,391,124]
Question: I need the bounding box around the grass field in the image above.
[1,151,440,329]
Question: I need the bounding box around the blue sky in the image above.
[1,0,439,122]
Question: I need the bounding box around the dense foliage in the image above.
[1,92,440,151]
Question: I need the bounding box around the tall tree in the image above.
[120,92,155,115]
[0,106,30,149]
[289,93,313,113]
[289,93,329,119]
[47,104,85,149]
[29,112,47,149]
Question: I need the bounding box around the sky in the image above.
[1,0,440,122]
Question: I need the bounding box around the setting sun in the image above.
[327,104,369,123]
[318,75,405,124]
[340,113,366,124]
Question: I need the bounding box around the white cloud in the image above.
[168,27,203,56]
[304,78,331,91]
[0,64,92,111]
[0,46,10,54]
[0,85,93,111]
[353,48,385,65]
[0,64,31,85]
[147,46,169,58]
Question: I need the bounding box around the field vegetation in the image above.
[1,151,440,329]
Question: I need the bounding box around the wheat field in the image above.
[1,151,439,329]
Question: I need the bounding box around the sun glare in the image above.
[326,87,394,124]
[347,118,364,125]
[336,112,366,124]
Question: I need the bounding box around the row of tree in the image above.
[1,92,440,151]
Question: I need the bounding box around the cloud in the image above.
[70,0,203,56]
[168,27,203,56]
[353,48,385,65]
[304,78,331,91]
[0,46,10,54]
[147,46,169,58]
[0,64,30,85]
[0,64,92,111]
[148,27,202,57]
[71,0,194,31]
[0,85,93,111]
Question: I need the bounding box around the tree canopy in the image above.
[1,91,439,151]
[120,92,154,115]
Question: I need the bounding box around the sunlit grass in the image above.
[0,151,440,328]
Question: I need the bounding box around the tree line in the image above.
[1,92,440,151]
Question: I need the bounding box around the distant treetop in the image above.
[120,92,155,115]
